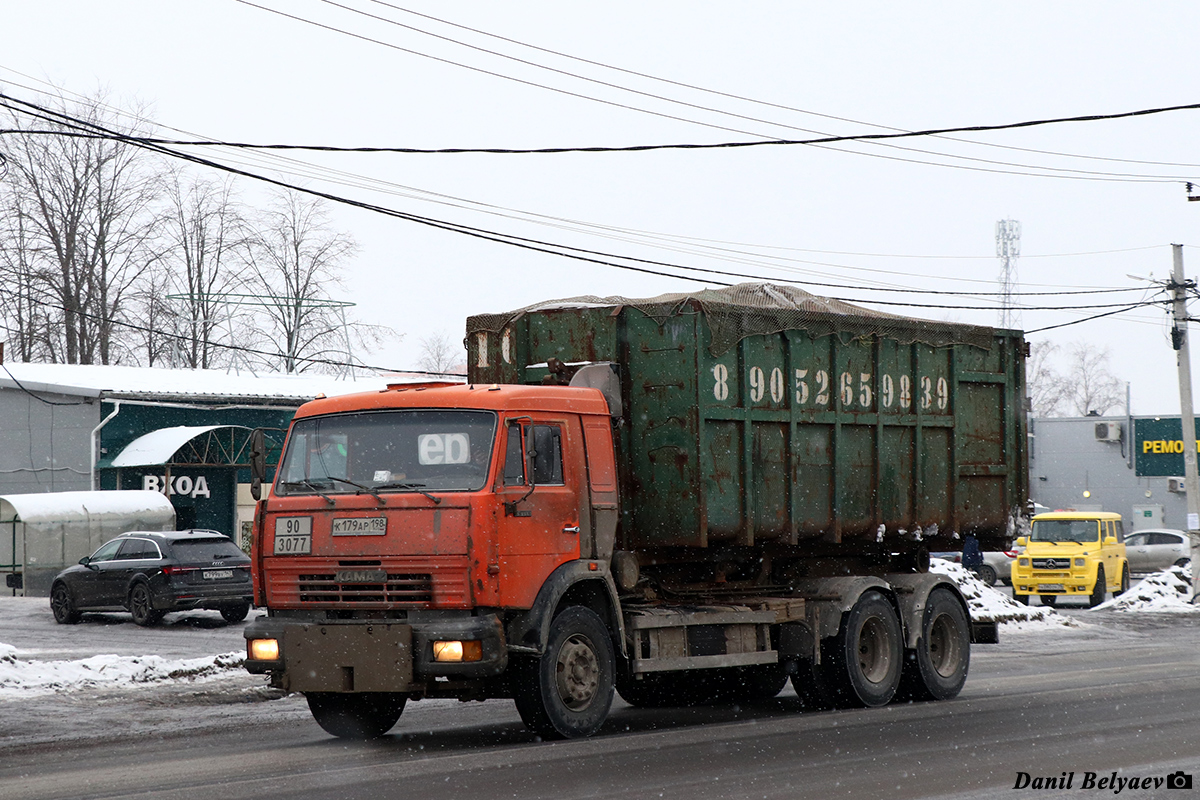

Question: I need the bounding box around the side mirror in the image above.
[249,429,267,501]
[78,556,97,570]
[1015,536,1028,547]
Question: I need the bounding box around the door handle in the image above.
[562,525,580,535]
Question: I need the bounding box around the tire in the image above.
[307,692,406,739]
[1040,595,1057,608]
[975,565,997,587]
[128,582,164,627]
[220,601,251,623]
[1113,564,1131,597]
[1088,566,1107,608]
[814,591,903,708]
[50,582,81,625]
[513,606,614,739]
[899,587,970,702]
[1012,592,1030,606]
[1175,558,1191,569]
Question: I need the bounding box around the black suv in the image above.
[50,530,252,626]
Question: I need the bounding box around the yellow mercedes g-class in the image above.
[1012,511,1130,608]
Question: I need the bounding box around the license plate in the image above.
[274,517,312,555]
[332,517,387,536]
[1038,584,1065,592]
[336,569,388,583]
[203,569,234,580]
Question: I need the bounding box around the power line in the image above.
[0,91,1172,315]
[231,0,1196,183]
[0,70,1177,293]
[363,0,1200,172]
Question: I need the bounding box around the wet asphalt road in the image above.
[2,597,1200,800]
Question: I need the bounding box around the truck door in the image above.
[495,417,583,608]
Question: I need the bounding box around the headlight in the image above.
[432,640,482,662]
[1018,558,1029,567]
[248,638,279,661]
[1074,558,1086,567]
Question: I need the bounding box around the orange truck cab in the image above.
[244,382,623,736]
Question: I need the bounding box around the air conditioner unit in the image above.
[1094,421,1122,442]
[1168,477,1187,493]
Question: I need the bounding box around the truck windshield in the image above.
[1030,519,1101,543]
[276,410,497,495]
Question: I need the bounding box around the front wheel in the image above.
[900,587,970,702]
[513,606,614,739]
[128,583,164,627]
[1012,592,1030,606]
[220,601,251,623]
[1088,566,1107,608]
[307,692,406,739]
[50,582,81,624]
[1040,595,1058,608]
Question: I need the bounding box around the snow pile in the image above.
[929,559,1072,628]
[0,645,245,696]
[1096,564,1200,613]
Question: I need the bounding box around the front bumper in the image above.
[1012,570,1094,596]
[243,613,508,692]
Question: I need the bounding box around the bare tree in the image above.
[417,331,462,374]
[1025,340,1069,417]
[243,190,392,373]
[1062,341,1124,417]
[0,89,161,364]
[155,171,251,369]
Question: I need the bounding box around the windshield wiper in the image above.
[324,476,386,503]
[280,480,336,506]
[375,481,442,504]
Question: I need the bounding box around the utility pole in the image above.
[996,220,1021,329]
[1168,244,1200,602]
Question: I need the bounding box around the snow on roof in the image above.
[110,425,238,467]
[0,362,410,403]
[0,490,175,525]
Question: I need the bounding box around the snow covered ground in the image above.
[1,564,1197,749]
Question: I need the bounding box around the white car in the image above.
[1123,529,1191,574]
[931,549,1021,587]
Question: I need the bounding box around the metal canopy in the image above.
[110,425,254,468]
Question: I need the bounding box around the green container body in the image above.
[467,298,1027,554]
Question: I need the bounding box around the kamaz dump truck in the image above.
[244,284,1027,739]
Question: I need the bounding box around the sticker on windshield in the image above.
[418,433,470,465]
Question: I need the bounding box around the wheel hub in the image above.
[555,633,600,710]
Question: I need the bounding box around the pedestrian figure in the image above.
[962,533,984,574]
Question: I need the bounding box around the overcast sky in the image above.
[5,2,1200,414]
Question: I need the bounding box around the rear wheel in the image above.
[975,565,997,586]
[514,606,614,739]
[307,692,406,739]
[814,591,903,708]
[900,587,970,702]
[1113,564,1131,597]
[1175,558,1191,569]
[220,601,251,623]
[50,582,81,624]
[1088,566,1107,608]
[128,583,164,627]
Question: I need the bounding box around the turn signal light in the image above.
[248,638,280,661]
[432,640,482,662]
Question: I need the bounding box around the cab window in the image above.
[502,423,564,486]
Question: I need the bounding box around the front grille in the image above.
[296,573,433,604]
[1032,558,1073,570]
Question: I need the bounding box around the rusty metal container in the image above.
[467,285,1027,554]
